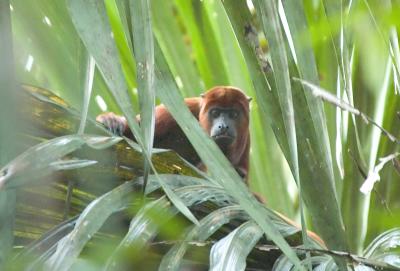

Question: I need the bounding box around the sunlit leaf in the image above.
[130,0,155,192]
[210,221,263,271]
[0,135,85,190]
[364,228,400,262]
[159,205,248,271]
[104,185,234,270]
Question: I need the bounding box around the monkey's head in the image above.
[199,86,251,156]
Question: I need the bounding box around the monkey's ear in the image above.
[247,96,252,102]
[200,93,205,98]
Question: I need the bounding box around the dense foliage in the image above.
[1,0,400,270]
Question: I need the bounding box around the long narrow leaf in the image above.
[104,185,235,270]
[45,175,209,271]
[0,135,85,189]
[174,0,230,87]
[68,0,198,226]
[280,0,334,181]
[363,228,400,259]
[152,0,203,96]
[67,0,143,147]
[104,0,138,95]
[45,181,137,271]
[159,205,249,271]
[130,0,155,191]
[210,221,263,271]
[0,0,17,266]
[77,56,95,135]
[224,1,348,265]
[253,0,300,183]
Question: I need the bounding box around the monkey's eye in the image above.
[210,109,220,118]
[229,110,239,119]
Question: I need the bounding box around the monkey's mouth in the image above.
[213,134,234,147]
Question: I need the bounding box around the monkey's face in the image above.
[207,106,240,148]
[199,86,250,153]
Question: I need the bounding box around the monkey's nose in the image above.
[218,125,229,133]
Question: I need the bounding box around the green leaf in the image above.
[84,135,123,149]
[280,0,334,181]
[77,56,95,135]
[44,175,208,271]
[210,221,263,271]
[253,0,299,181]
[174,0,230,87]
[104,0,138,95]
[67,0,142,146]
[152,0,203,96]
[45,181,137,271]
[159,205,248,271]
[363,228,400,260]
[0,0,17,266]
[49,159,97,170]
[130,0,155,192]
[124,137,201,226]
[129,0,155,150]
[254,0,348,259]
[0,135,85,189]
[222,1,295,214]
[68,0,199,226]
[0,135,123,190]
[104,185,234,270]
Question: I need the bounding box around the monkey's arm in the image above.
[96,97,201,138]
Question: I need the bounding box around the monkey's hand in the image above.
[96,112,128,136]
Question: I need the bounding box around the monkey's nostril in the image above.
[219,126,228,133]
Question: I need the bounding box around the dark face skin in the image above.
[208,106,240,149]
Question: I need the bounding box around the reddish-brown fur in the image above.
[96,86,251,180]
[199,87,250,179]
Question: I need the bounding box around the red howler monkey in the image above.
[96,86,251,181]
[96,86,326,246]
